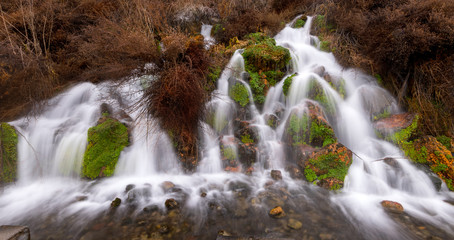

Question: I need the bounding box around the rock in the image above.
[411,136,454,191]
[313,66,325,77]
[160,181,175,193]
[82,116,129,179]
[287,219,303,230]
[200,192,207,198]
[0,225,30,240]
[269,206,286,218]
[301,142,353,190]
[125,184,135,193]
[158,224,170,234]
[283,101,337,149]
[381,200,404,213]
[383,157,400,169]
[358,86,398,121]
[127,187,152,203]
[111,198,121,208]
[76,196,88,201]
[373,113,417,139]
[271,170,282,181]
[0,123,18,184]
[264,113,279,129]
[165,198,179,210]
[286,165,304,179]
[228,181,251,198]
[414,163,442,191]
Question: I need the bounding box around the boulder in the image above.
[0,225,30,240]
[165,198,179,210]
[287,219,303,230]
[82,116,129,179]
[111,198,121,208]
[373,113,417,140]
[301,143,353,190]
[0,123,18,184]
[271,170,283,181]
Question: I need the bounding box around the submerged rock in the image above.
[301,143,353,190]
[165,198,179,210]
[82,116,129,179]
[381,200,404,213]
[287,219,303,230]
[110,198,121,208]
[0,123,18,184]
[269,206,286,218]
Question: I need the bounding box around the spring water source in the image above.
[1,18,454,239]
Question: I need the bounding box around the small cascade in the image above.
[0,17,453,240]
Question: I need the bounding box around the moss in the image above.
[303,144,352,190]
[319,40,331,52]
[82,117,129,179]
[229,83,249,107]
[207,66,222,83]
[374,74,383,86]
[241,134,254,144]
[221,146,237,161]
[241,32,291,104]
[373,108,391,121]
[436,135,451,150]
[294,19,306,28]
[308,79,335,115]
[387,115,419,145]
[283,74,296,96]
[0,123,18,183]
[310,121,336,148]
[287,111,336,148]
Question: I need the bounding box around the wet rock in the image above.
[158,224,171,234]
[165,198,179,210]
[76,196,88,201]
[200,192,207,198]
[264,114,279,129]
[160,181,175,193]
[358,86,398,121]
[383,157,400,169]
[233,198,249,218]
[271,170,282,181]
[301,143,353,190]
[127,188,152,203]
[143,205,159,213]
[319,233,334,240]
[381,200,404,213]
[287,219,303,230]
[286,165,304,179]
[0,225,30,240]
[125,184,135,193]
[269,206,286,218]
[313,66,325,77]
[228,181,251,198]
[111,198,121,208]
[414,163,442,191]
[373,113,417,139]
[100,103,113,115]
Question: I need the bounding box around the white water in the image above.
[1,17,454,239]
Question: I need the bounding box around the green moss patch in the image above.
[294,19,306,28]
[241,33,291,104]
[229,83,249,107]
[286,103,337,148]
[303,143,352,190]
[82,117,129,179]
[283,74,296,96]
[0,123,18,183]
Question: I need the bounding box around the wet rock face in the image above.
[0,225,30,240]
[269,206,286,218]
[0,123,18,184]
[373,113,417,139]
[82,116,129,179]
[381,200,404,213]
[301,143,353,190]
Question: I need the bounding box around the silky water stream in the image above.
[1,18,454,240]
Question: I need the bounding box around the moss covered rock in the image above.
[241,33,291,104]
[284,102,336,148]
[82,117,129,179]
[0,123,18,183]
[301,143,353,190]
[412,136,454,191]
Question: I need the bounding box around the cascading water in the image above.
[1,16,453,240]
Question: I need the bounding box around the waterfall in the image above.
[0,16,453,240]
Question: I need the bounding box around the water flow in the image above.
[0,18,453,239]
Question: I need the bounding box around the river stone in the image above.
[0,225,30,240]
[111,198,121,208]
[165,198,179,210]
[287,218,303,230]
[269,206,286,218]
